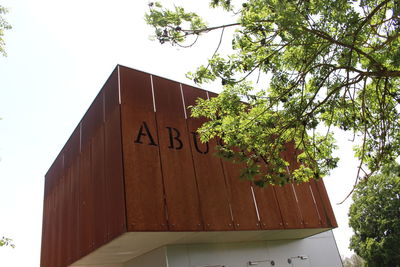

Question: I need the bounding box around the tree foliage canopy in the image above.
[349,164,400,266]
[342,254,365,267]
[146,0,400,186]
[0,5,11,56]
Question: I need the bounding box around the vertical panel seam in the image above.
[89,138,94,253]
[283,150,304,228]
[310,180,328,227]
[271,186,288,229]
[151,75,170,230]
[290,183,305,227]
[101,106,108,242]
[102,87,111,240]
[118,66,122,104]
[314,180,335,227]
[269,186,285,229]
[117,65,129,233]
[180,84,188,119]
[181,84,205,230]
[207,92,234,229]
[75,151,81,261]
[308,183,323,225]
[250,186,261,223]
[150,75,157,112]
[79,123,82,153]
[218,147,235,228]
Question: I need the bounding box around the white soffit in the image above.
[69,228,331,266]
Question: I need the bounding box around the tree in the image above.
[348,164,400,266]
[342,254,365,267]
[146,0,400,186]
[0,237,15,248]
[0,5,11,56]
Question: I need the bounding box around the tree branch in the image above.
[353,0,391,37]
[302,27,384,69]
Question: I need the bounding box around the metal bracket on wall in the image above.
[248,259,275,266]
[287,255,309,264]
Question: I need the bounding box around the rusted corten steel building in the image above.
[41,66,341,267]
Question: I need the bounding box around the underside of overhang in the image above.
[70,228,332,266]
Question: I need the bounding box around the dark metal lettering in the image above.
[166,127,183,150]
[191,132,209,154]
[134,121,158,146]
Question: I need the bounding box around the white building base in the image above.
[123,231,342,267]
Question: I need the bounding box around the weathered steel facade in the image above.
[40,65,337,267]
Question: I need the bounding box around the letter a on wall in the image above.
[134,121,158,146]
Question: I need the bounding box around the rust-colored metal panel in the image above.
[273,184,303,229]
[56,172,66,267]
[207,92,260,230]
[41,162,53,267]
[182,85,233,231]
[91,124,108,246]
[63,167,72,265]
[102,66,126,240]
[63,126,80,169]
[63,126,80,265]
[312,179,338,227]
[62,166,71,266]
[119,66,168,231]
[45,153,64,267]
[153,76,203,231]
[70,156,80,263]
[78,140,94,256]
[104,66,120,121]
[45,151,63,197]
[253,185,284,230]
[41,196,51,267]
[42,68,127,266]
[40,195,48,267]
[44,174,56,267]
[47,191,56,267]
[104,108,126,239]
[42,153,62,267]
[62,126,80,265]
[252,161,284,230]
[292,182,321,228]
[268,144,303,229]
[282,142,321,228]
[51,186,59,267]
[79,90,107,255]
[63,175,72,266]
[81,91,104,150]
[222,160,261,230]
[309,179,328,227]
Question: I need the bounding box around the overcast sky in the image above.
[0,1,358,265]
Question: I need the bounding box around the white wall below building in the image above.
[123,231,342,267]
[123,247,168,267]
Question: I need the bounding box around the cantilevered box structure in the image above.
[41,66,341,267]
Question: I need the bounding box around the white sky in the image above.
[0,0,357,265]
